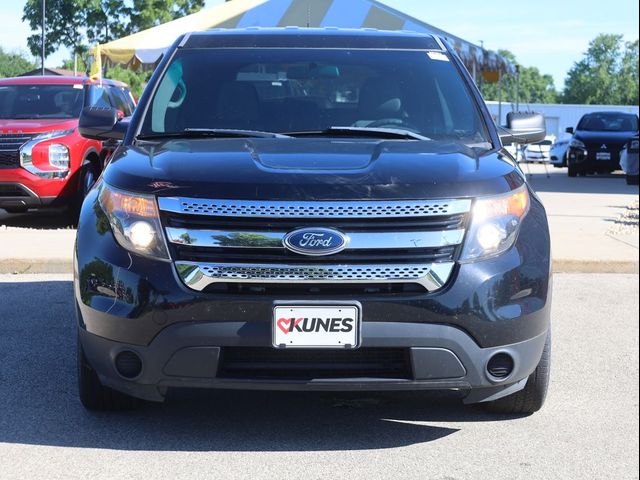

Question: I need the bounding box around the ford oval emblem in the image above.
[283,228,349,256]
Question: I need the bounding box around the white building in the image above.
[485,101,640,141]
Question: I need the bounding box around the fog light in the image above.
[128,221,156,249]
[115,351,142,379]
[487,353,514,380]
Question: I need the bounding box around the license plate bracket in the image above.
[273,302,362,349]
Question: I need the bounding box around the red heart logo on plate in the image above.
[277,318,291,335]
[277,317,303,335]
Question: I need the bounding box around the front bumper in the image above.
[78,316,549,403]
[0,167,77,209]
[568,147,621,171]
[75,190,552,403]
[0,182,56,210]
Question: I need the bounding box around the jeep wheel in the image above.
[484,332,551,415]
[78,336,139,411]
[567,165,578,177]
[71,162,99,220]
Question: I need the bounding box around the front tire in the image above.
[484,332,551,415]
[568,165,578,177]
[71,161,99,220]
[77,336,139,411]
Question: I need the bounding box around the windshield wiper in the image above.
[285,126,431,141]
[136,128,291,140]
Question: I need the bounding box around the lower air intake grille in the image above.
[0,152,20,169]
[218,347,412,380]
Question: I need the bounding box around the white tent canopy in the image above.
[93,0,514,79]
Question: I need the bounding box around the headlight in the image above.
[98,183,170,260]
[460,185,530,262]
[569,139,586,149]
[20,129,75,178]
[48,144,70,170]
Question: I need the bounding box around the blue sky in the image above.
[1,0,638,89]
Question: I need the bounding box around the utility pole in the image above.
[41,0,46,75]
[498,73,503,124]
[515,64,521,112]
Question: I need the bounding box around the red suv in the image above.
[0,75,135,214]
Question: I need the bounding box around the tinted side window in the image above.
[88,86,113,108]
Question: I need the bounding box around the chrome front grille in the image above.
[0,133,34,169]
[159,197,471,218]
[176,262,455,292]
[159,197,471,293]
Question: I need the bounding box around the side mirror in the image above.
[566,127,575,134]
[499,112,547,145]
[79,107,128,141]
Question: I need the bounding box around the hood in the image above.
[103,138,524,201]
[0,118,78,134]
[575,130,637,148]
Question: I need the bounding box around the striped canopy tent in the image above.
[92,0,514,80]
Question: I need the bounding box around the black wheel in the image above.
[71,161,99,219]
[77,336,139,411]
[567,165,578,177]
[484,332,551,415]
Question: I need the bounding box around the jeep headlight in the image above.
[48,144,70,170]
[460,185,530,262]
[98,183,170,260]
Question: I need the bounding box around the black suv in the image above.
[75,29,552,414]
[566,111,639,177]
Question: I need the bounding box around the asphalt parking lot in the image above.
[0,273,637,480]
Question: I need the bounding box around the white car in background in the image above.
[523,137,553,162]
[503,136,554,162]
[550,138,571,167]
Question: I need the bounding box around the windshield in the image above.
[577,113,639,132]
[0,84,85,119]
[140,48,490,145]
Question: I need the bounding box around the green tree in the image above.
[22,0,206,60]
[0,47,37,78]
[60,54,88,75]
[23,0,87,59]
[104,65,152,97]
[619,40,639,105]
[562,34,639,105]
[84,0,132,45]
[481,50,558,104]
[128,0,204,31]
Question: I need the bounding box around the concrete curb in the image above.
[553,259,639,274]
[0,259,73,275]
[1,258,638,275]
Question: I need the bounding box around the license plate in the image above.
[596,152,611,160]
[273,305,361,349]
